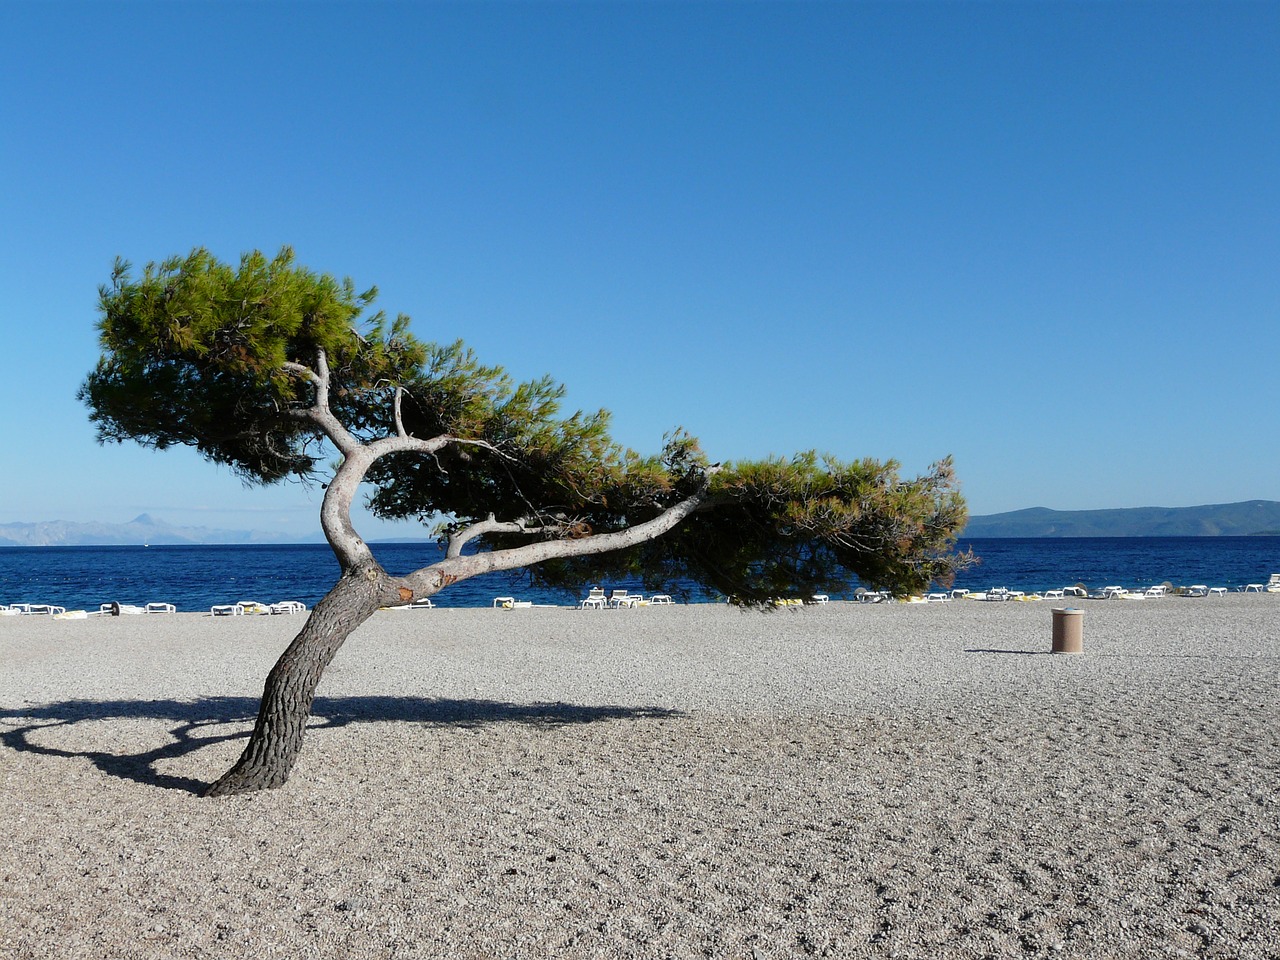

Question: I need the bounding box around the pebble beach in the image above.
[2,597,1278,958]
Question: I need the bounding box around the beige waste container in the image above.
[1051,607,1083,654]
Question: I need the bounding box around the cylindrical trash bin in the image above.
[1051,607,1083,654]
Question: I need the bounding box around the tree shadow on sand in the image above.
[0,695,684,796]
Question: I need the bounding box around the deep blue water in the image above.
[1,538,1277,612]
[952,537,1280,595]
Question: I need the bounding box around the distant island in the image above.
[3,500,1279,545]
[0,514,310,547]
[962,500,1280,538]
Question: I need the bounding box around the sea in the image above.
[2,538,1279,613]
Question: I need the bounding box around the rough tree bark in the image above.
[203,562,399,797]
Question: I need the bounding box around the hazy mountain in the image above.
[5,500,1279,545]
[962,500,1280,538]
[0,514,313,547]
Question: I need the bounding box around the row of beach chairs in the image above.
[1,601,179,617]
[1,603,69,616]
[100,601,176,614]
[210,600,307,616]
[578,588,674,609]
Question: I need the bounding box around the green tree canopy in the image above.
[80,246,971,796]
[84,246,968,603]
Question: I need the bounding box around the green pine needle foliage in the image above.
[81,247,971,601]
[81,247,424,481]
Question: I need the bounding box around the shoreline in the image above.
[4,536,1278,615]
[3,599,1278,957]
[5,581,1278,620]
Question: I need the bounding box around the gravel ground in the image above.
[2,597,1278,958]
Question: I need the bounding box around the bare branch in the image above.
[314,347,332,408]
[445,512,567,558]
[446,513,505,558]
[280,347,365,457]
[281,360,320,386]
[364,432,515,463]
[393,385,407,438]
[403,467,722,594]
[319,433,523,569]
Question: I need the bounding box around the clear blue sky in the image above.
[1,1,1276,541]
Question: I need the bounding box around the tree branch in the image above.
[320,432,522,569]
[402,467,722,595]
[314,347,332,400]
[363,432,512,463]
[281,361,320,386]
[282,348,364,457]
[445,513,567,558]
[393,385,407,438]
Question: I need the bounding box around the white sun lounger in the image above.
[100,602,146,615]
[20,604,65,616]
[386,597,433,610]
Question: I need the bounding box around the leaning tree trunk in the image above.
[204,562,395,797]
[200,463,718,798]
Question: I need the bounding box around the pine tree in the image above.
[81,247,970,796]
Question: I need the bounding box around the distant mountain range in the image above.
[3,501,1279,545]
[962,500,1280,538]
[0,514,307,547]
